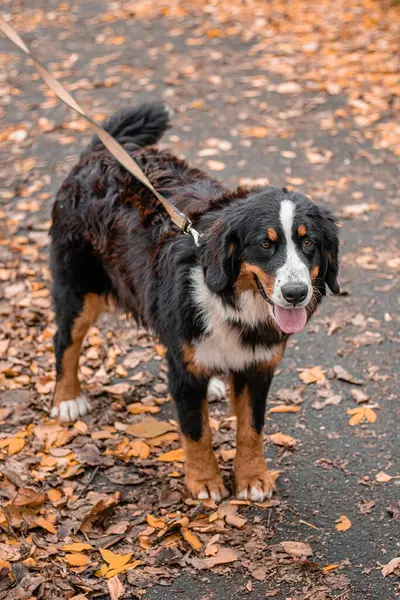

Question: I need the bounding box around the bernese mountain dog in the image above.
[50,102,340,502]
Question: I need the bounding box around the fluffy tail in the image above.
[87,102,172,152]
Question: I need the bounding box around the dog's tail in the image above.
[87,102,172,152]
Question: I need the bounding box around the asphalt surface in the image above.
[1,1,399,599]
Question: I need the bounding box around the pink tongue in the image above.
[274,306,307,334]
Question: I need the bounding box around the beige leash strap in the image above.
[0,15,202,245]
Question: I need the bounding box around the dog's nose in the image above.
[281,284,308,306]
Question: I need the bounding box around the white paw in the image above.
[208,377,226,401]
[50,396,91,422]
[236,483,274,502]
[197,488,228,502]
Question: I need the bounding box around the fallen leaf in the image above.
[35,517,57,534]
[322,564,340,572]
[276,81,302,93]
[347,406,377,426]
[333,365,363,385]
[375,471,392,483]
[107,575,124,600]
[61,542,93,552]
[103,383,130,395]
[0,438,25,455]
[157,448,185,462]
[12,487,45,508]
[381,557,400,577]
[127,403,160,415]
[280,541,313,557]
[64,553,90,566]
[335,515,352,531]
[207,160,225,171]
[298,366,325,384]
[268,405,300,414]
[127,417,176,439]
[269,433,297,448]
[350,389,370,404]
[100,548,132,569]
[189,546,238,569]
[105,561,141,578]
[146,513,165,529]
[47,489,63,503]
[241,126,269,138]
[181,527,202,550]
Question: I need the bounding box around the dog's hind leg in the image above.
[51,292,105,422]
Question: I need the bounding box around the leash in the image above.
[0,15,202,246]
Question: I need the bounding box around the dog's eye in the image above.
[303,238,314,248]
[261,240,272,250]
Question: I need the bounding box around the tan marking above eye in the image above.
[267,227,278,241]
[298,224,307,237]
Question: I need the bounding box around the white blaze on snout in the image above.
[272,199,312,307]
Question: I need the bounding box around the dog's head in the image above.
[200,187,339,334]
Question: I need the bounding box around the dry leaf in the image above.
[335,515,352,531]
[207,160,226,171]
[127,417,176,439]
[280,541,313,557]
[103,383,130,395]
[269,433,297,448]
[181,527,202,550]
[381,557,400,577]
[298,366,325,384]
[268,405,300,414]
[127,403,160,415]
[100,548,132,569]
[375,471,392,483]
[47,489,63,503]
[241,126,269,138]
[107,575,125,600]
[64,553,90,566]
[190,546,238,569]
[105,561,141,579]
[35,517,57,534]
[0,438,25,455]
[347,406,377,426]
[157,448,185,462]
[62,542,93,552]
[146,513,165,529]
[322,564,340,572]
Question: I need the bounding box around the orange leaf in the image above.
[35,517,57,534]
[100,548,132,569]
[47,489,62,503]
[298,366,325,384]
[364,407,377,423]
[335,515,351,531]
[64,553,90,566]
[181,527,202,551]
[127,403,159,415]
[157,448,185,462]
[105,560,142,579]
[322,563,340,572]
[0,438,25,455]
[269,433,297,448]
[146,514,165,529]
[268,405,300,414]
[62,542,93,552]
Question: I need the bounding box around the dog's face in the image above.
[202,187,339,334]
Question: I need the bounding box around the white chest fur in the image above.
[190,267,279,372]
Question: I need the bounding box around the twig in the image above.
[76,466,100,499]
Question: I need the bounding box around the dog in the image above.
[50,102,339,502]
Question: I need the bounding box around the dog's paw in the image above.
[208,377,226,401]
[50,396,91,422]
[186,472,229,503]
[235,466,276,502]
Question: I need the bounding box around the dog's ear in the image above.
[319,207,340,294]
[202,220,238,299]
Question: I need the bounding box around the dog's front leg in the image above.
[230,369,276,502]
[168,361,228,502]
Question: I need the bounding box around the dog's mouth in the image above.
[254,275,308,334]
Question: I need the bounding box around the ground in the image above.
[0,1,399,599]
